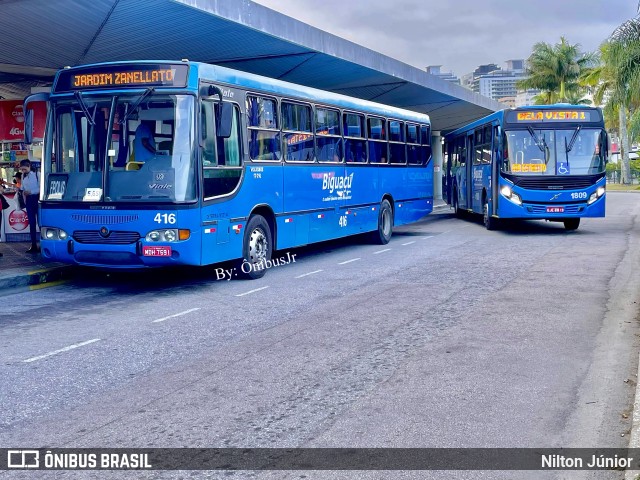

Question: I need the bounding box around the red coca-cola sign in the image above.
[8,208,29,231]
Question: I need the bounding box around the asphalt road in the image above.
[2,193,640,480]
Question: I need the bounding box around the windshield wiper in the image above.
[566,126,582,153]
[527,126,547,153]
[74,91,96,125]
[527,126,551,164]
[119,87,155,124]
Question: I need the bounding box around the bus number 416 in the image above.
[154,213,177,224]
[339,215,347,227]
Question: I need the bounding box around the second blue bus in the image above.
[444,104,607,230]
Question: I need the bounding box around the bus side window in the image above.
[344,112,366,163]
[282,101,314,162]
[420,125,431,165]
[247,95,281,161]
[201,101,216,166]
[203,104,243,198]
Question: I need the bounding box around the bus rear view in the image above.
[446,105,607,230]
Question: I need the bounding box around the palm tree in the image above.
[518,37,595,103]
[601,4,640,183]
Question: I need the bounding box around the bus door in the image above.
[444,141,453,205]
[471,125,492,214]
[491,124,500,217]
[463,132,474,210]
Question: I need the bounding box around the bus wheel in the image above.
[483,200,498,231]
[240,215,272,279]
[454,190,463,218]
[371,199,393,244]
[564,218,580,231]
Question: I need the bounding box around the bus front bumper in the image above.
[498,193,606,219]
[40,239,199,268]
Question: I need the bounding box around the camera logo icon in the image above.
[7,450,39,468]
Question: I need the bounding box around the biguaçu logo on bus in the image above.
[321,173,353,200]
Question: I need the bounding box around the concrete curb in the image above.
[627,359,640,480]
[0,264,74,296]
[433,202,450,210]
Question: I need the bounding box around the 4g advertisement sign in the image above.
[0,100,46,142]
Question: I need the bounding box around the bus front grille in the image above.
[504,173,604,190]
[71,214,139,225]
[526,205,583,214]
[72,230,141,244]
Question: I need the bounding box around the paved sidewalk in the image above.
[0,241,73,295]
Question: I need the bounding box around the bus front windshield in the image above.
[46,93,195,202]
[502,128,605,176]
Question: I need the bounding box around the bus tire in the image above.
[483,200,498,230]
[371,199,393,244]
[240,215,272,279]
[564,218,580,231]
[453,189,463,218]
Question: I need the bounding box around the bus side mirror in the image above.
[23,92,49,144]
[24,109,33,144]
[216,102,233,138]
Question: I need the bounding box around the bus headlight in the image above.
[41,227,68,241]
[500,185,522,205]
[588,186,606,205]
[145,229,190,242]
[500,185,512,197]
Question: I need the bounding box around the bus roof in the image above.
[52,60,431,126]
[444,104,602,140]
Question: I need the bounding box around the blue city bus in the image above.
[24,60,433,277]
[444,104,607,230]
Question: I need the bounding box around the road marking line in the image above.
[373,248,391,254]
[295,269,323,278]
[402,241,416,245]
[235,286,269,297]
[23,338,101,363]
[152,307,201,323]
[421,236,434,240]
[29,280,69,291]
[338,258,361,265]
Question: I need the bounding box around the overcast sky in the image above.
[252,0,637,77]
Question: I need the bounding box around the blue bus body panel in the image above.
[39,60,433,268]
[496,176,606,219]
[445,105,606,224]
[40,207,204,268]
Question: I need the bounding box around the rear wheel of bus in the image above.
[371,199,393,244]
[564,218,580,231]
[240,215,272,279]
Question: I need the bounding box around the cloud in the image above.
[253,0,637,76]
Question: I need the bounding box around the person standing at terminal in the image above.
[19,159,40,254]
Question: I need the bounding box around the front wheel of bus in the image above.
[453,189,463,218]
[483,200,498,231]
[564,218,580,231]
[240,215,272,279]
[371,199,393,244]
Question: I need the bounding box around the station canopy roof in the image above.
[0,0,504,133]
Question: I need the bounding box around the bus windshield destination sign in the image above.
[507,110,595,123]
[53,64,189,93]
